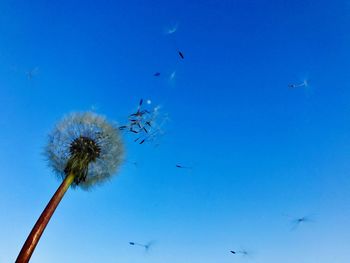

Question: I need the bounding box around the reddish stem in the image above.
[16,173,75,263]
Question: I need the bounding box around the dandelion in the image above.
[16,112,124,263]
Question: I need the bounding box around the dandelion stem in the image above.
[15,173,75,263]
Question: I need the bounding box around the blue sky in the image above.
[1,0,350,262]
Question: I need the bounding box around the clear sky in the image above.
[1,0,350,262]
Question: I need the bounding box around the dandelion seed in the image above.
[230,249,253,257]
[170,71,176,80]
[129,240,155,252]
[290,216,313,230]
[288,79,308,89]
[165,23,178,35]
[239,249,249,256]
[178,51,184,59]
[25,67,39,80]
[176,164,192,169]
[16,112,124,263]
[119,100,169,146]
[283,213,314,231]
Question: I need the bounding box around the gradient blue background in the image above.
[1,0,350,262]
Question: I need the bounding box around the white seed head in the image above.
[45,112,124,189]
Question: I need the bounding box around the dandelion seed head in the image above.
[45,112,124,189]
